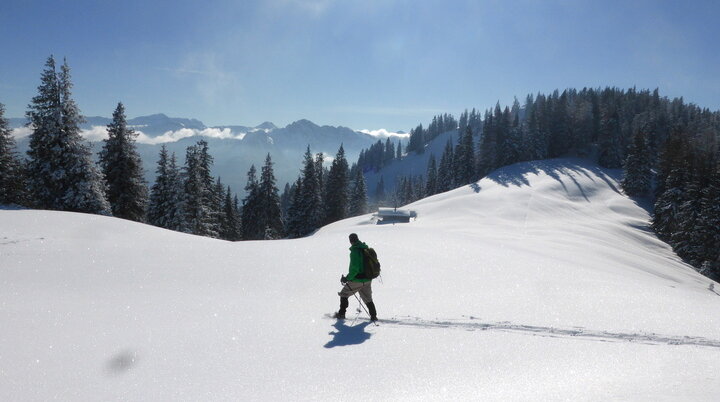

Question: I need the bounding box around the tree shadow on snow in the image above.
[323,321,372,348]
[483,158,622,201]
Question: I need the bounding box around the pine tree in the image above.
[413,175,425,201]
[459,109,469,134]
[671,167,705,266]
[285,177,305,238]
[220,186,242,241]
[548,91,572,157]
[384,139,395,164]
[183,140,217,237]
[280,182,293,221]
[148,146,185,231]
[407,124,425,154]
[297,146,322,235]
[348,168,368,217]
[257,153,284,239]
[524,96,548,161]
[26,56,110,214]
[425,154,438,196]
[653,158,689,240]
[621,130,652,196]
[323,145,349,224]
[437,139,454,193]
[499,98,523,165]
[652,127,694,242]
[0,103,27,205]
[375,175,386,203]
[213,177,226,234]
[233,195,243,239]
[454,126,476,185]
[99,102,148,221]
[241,165,261,240]
[598,103,623,168]
[697,164,720,280]
[478,110,497,177]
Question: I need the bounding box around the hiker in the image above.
[334,233,378,321]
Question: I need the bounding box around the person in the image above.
[334,233,378,321]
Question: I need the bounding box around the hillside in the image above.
[1,158,719,401]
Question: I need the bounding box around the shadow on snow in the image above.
[484,158,622,202]
[324,320,373,348]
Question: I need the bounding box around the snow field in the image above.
[1,158,719,401]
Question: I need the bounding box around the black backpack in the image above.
[358,247,381,279]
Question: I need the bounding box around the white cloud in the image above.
[14,125,249,145]
[135,127,245,145]
[11,127,33,139]
[81,126,110,142]
[358,128,409,139]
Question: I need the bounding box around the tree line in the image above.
[359,88,719,280]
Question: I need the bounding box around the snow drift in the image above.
[1,158,719,401]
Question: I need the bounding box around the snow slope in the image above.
[1,158,719,401]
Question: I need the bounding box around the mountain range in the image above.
[9,114,408,195]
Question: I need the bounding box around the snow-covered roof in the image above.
[376,207,415,217]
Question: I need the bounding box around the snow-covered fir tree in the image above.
[384,139,395,165]
[621,130,653,196]
[347,167,368,217]
[653,179,684,240]
[314,151,326,219]
[0,103,27,205]
[697,163,720,280]
[219,186,242,241]
[406,124,425,154]
[279,182,293,220]
[549,91,572,158]
[323,145,349,224]
[99,102,148,221]
[182,140,217,237]
[523,95,548,161]
[285,177,305,238]
[375,175,386,203]
[437,139,454,193]
[477,110,497,177]
[671,171,704,266]
[241,165,261,240]
[297,147,322,235]
[26,56,110,214]
[499,98,523,166]
[454,126,476,186]
[425,154,437,196]
[598,103,623,168]
[147,146,186,231]
[257,154,284,239]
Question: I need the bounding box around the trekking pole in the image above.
[352,292,379,326]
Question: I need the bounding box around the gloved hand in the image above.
[340,275,347,284]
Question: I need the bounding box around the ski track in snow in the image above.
[374,315,720,348]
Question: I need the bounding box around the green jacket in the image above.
[347,242,371,283]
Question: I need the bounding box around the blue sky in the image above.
[1,0,718,131]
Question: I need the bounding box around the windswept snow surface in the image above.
[1,158,719,401]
